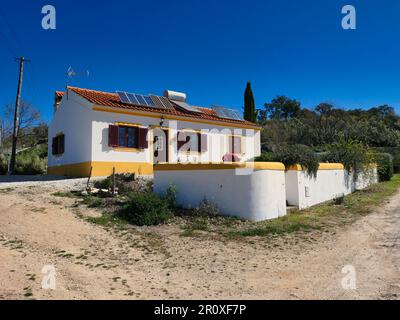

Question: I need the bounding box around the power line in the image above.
[0,28,17,57]
[0,7,23,56]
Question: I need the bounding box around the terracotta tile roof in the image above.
[60,86,259,128]
[55,91,64,98]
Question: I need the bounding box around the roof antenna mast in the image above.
[66,66,90,97]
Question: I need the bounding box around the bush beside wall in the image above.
[374,152,394,182]
[255,144,320,177]
[119,192,172,226]
[374,147,400,173]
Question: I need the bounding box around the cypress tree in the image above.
[244,81,256,122]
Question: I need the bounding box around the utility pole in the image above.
[8,56,30,174]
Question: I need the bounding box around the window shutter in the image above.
[138,127,149,149]
[177,131,185,150]
[233,136,241,153]
[60,135,65,154]
[52,137,56,155]
[200,133,207,152]
[108,125,119,147]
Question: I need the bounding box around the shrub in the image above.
[164,184,177,209]
[14,152,46,175]
[193,198,220,216]
[96,173,151,195]
[115,173,136,182]
[321,140,375,180]
[374,147,400,173]
[82,196,106,208]
[1,146,47,175]
[333,194,345,205]
[270,144,320,177]
[93,177,112,190]
[119,193,173,226]
[254,152,275,162]
[0,154,8,174]
[374,152,394,182]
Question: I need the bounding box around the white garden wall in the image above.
[153,162,286,221]
[285,164,378,209]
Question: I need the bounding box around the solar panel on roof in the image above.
[171,100,203,114]
[150,95,172,110]
[159,96,173,109]
[126,93,139,105]
[117,91,160,107]
[212,106,243,120]
[117,91,130,104]
[143,96,155,107]
[150,95,164,109]
[224,108,243,120]
[135,94,147,106]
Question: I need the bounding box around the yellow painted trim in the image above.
[180,128,199,133]
[115,122,142,127]
[318,163,345,170]
[287,163,345,171]
[48,161,153,177]
[92,105,261,130]
[48,162,92,177]
[154,162,285,171]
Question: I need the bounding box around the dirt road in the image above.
[0,180,399,299]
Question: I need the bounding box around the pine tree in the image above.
[244,81,256,122]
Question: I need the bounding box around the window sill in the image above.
[112,147,142,152]
[178,150,205,155]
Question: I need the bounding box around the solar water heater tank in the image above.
[164,90,186,102]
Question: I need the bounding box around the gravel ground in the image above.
[0,175,99,191]
[0,178,399,300]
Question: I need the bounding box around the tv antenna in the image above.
[66,66,90,86]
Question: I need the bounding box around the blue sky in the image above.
[1,0,400,123]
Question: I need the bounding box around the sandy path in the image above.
[0,181,399,300]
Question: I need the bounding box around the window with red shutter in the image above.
[59,135,65,154]
[229,136,242,153]
[138,127,149,149]
[177,131,189,151]
[52,137,56,155]
[52,134,65,155]
[108,125,119,147]
[200,133,207,152]
[108,124,148,149]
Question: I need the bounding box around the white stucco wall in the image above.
[48,91,93,167]
[153,165,286,221]
[285,166,378,209]
[90,107,261,164]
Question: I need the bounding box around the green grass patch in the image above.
[181,217,210,236]
[82,196,106,208]
[0,188,14,194]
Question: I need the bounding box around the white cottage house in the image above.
[48,86,261,177]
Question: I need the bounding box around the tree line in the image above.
[243,83,400,176]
